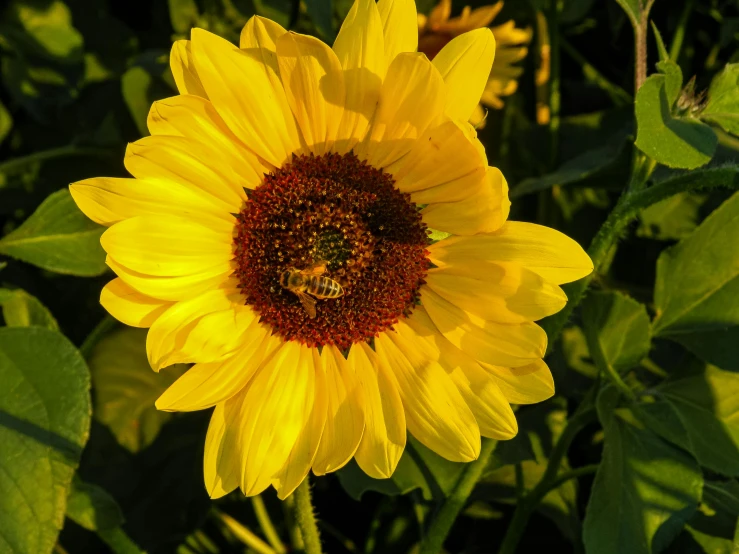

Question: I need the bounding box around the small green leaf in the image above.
[583,387,703,554]
[653,191,739,370]
[637,191,707,240]
[0,189,107,276]
[6,0,84,61]
[0,288,58,330]
[701,64,739,136]
[651,22,669,63]
[0,327,91,554]
[582,291,651,374]
[90,328,187,452]
[639,366,739,476]
[67,477,124,532]
[635,73,717,169]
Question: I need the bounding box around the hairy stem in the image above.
[418,439,498,554]
[294,478,323,554]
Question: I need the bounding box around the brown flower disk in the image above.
[233,152,430,349]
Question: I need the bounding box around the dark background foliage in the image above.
[2,0,739,553]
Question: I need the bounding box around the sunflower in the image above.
[418,0,532,122]
[69,0,591,500]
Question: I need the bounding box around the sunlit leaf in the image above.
[0,327,91,554]
[653,191,739,370]
[89,327,187,452]
[0,287,58,330]
[637,191,707,240]
[583,387,703,554]
[701,63,739,136]
[582,291,651,374]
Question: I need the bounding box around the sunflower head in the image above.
[69,0,591,500]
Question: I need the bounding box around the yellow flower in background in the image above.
[69,0,591,500]
[418,0,532,123]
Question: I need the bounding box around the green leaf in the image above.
[305,0,334,40]
[0,99,12,145]
[582,291,651,374]
[0,189,107,277]
[4,0,84,61]
[0,327,91,554]
[67,477,124,531]
[583,387,703,554]
[612,0,641,25]
[637,191,707,240]
[0,288,58,330]
[640,366,739,476]
[121,66,153,137]
[690,480,739,540]
[701,64,739,136]
[167,0,200,34]
[90,328,187,452]
[653,191,739,370]
[635,73,717,169]
[651,22,669,63]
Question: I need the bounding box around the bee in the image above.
[279,260,344,319]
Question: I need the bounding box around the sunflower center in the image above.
[233,152,430,349]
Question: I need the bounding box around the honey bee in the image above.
[279,260,344,319]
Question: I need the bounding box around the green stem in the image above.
[216,510,276,554]
[252,495,286,554]
[633,0,656,93]
[0,146,116,176]
[294,478,323,554]
[498,410,596,554]
[668,0,694,62]
[548,0,562,169]
[418,439,498,554]
[282,494,304,552]
[560,38,632,106]
[542,165,739,348]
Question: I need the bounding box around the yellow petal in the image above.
[376,326,480,462]
[191,27,300,167]
[147,95,272,189]
[421,287,546,368]
[377,0,418,67]
[272,349,327,499]
[482,359,555,404]
[427,221,593,284]
[388,120,485,195]
[101,215,233,277]
[170,40,208,98]
[240,15,286,51]
[69,176,233,227]
[403,308,517,440]
[100,278,172,328]
[124,136,247,211]
[421,165,509,235]
[146,288,248,370]
[333,0,385,151]
[106,256,233,302]
[425,262,567,323]
[312,346,365,476]
[156,324,282,411]
[351,342,406,479]
[433,28,496,122]
[204,403,240,498]
[276,32,345,155]
[234,342,317,496]
[359,52,445,168]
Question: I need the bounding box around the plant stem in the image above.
[418,439,498,554]
[634,0,657,93]
[294,478,323,554]
[560,38,632,106]
[217,510,276,554]
[497,410,596,554]
[252,495,286,554]
[282,494,305,552]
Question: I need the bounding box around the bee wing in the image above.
[295,291,318,319]
[301,260,328,276]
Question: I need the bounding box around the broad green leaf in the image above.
[701,64,739,136]
[0,327,91,554]
[612,0,641,25]
[0,189,107,276]
[67,478,144,554]
[635,73,717,169]
[583,387,703,554]
[637,192,707,240]
[0,288,58,330]
[305,0,334,40]
[90,328,187,452]
[653,192,739,370]
[640,366,739,477]
[582,291,651,374]
[168,0,200,34]
[690,480,739,540]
